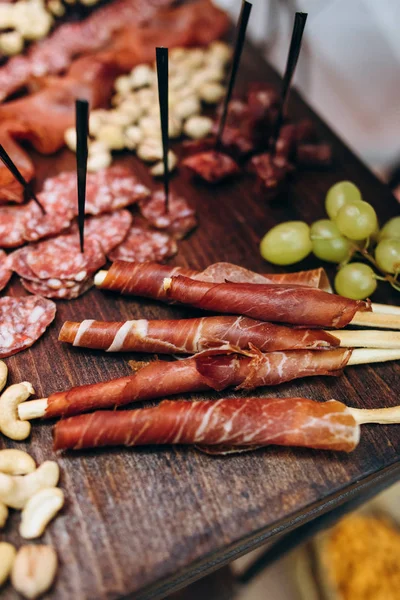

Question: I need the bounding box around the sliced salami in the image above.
[84,166,150,215]
[23,200,73,243]
[84,210,133,254]
[108,221,177,263]
[26,234,106,281]
[0,295,56,358]
[21,277,93,300]
[0,250,12,292]
[8,247,39,283]
[139,191,197,239]
[0,204,30,248]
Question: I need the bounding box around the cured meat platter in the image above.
[1,7,400,600]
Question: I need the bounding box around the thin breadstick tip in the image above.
[94,270,108,286]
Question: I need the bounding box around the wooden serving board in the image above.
[1,41,400,600]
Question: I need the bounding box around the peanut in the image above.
[11,545,57,599]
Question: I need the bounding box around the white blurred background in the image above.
[216,0,400,180]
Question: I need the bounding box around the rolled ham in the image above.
[59,316,339,353]
[43,348,351,419]
[53,397,360,452]
[95,260,333,299]
[164,276,371,329]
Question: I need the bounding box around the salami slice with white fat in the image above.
[0,204,30,248]
[139,191,197,239]
[26,234,106,281]
[21,277,93,300]
[84,166,150,214]
[0,295,56,357]
[0,250,12,292]
[83,210,133,254]
[23,200,73,242]
[108,221,178,263]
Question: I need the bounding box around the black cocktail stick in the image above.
[75,99,89,253]
[0,144,45,213]
[156,47,170,213]
[270,12,307,152]
[216,0,252,150]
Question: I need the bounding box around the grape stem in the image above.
[353,246,399,292]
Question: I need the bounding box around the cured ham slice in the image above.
[139,191,197,239]
[53,397,360,452]
[0,0,175,102]
[59,315,339,353]
[20,348,352,420]
[95,260,333,300]
[0,251,12,292]
[0,123,34,203]
[182,151,240,183]
[107,222,178,263]
[0,295,56,358]
[164,276,371,328]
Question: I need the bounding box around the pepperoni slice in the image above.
[108,221,177,263]
[0,295,56,357]
[139,191,197,239]
[0,250,12,292]
[0,204,30,248]
[25,234,105,281]
[84,210,133,254]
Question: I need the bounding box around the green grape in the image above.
[312,238,351,263]
[325,181,361,220]
[335,199,378,241]
[375,238,400,274]
[310,219,351,262]
[378,216,400,242]
[334,263,377,300]
[260,221,312,266]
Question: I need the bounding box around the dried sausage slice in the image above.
[139,191,197,239]
[108,221,177,263]
[0,295,56,357]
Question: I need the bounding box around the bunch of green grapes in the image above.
[260,181,400,300]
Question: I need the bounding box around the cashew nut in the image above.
[88,109,109,136]
[0,461,60,509]
[0,449,36,475]
[124,126,142,150]
[118,99,142,123]
[0,382,34,440]
[174,96,201,120]
[183,115,213,140]
[0,31,24,56]
[114,74,132,97]
[20,487,64,540]
[209,40,232,64]
[106,110,134,128]
[0,360,7,393]
[87,152,112,173]
[150,151,178,177]
[96,124,126,150]
[0,501,8,529]
[11,545,57,600]
[137,139,163,162]
[47,0,66,17]
[64,128,77,152]
[0,542,16,588]
[139,116,161,138]
[199,82,225,104]
[130,64,153,89]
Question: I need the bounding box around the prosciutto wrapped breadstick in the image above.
[59,316,338,353]
[18,348,400,421]
[94,260,333,297]
[52,397,400,452]
[162,276,371,329]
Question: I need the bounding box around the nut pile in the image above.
[0,0,103,57]
[64,41,232,175]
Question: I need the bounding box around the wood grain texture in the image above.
[1,40,400,600]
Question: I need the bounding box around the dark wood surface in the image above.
[1,40,400,600]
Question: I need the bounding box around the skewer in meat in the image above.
[94,260,333,297]
[59,316,339,353]
[53,397,400,452]
[17,348,400,421]
[59,317,400,352]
